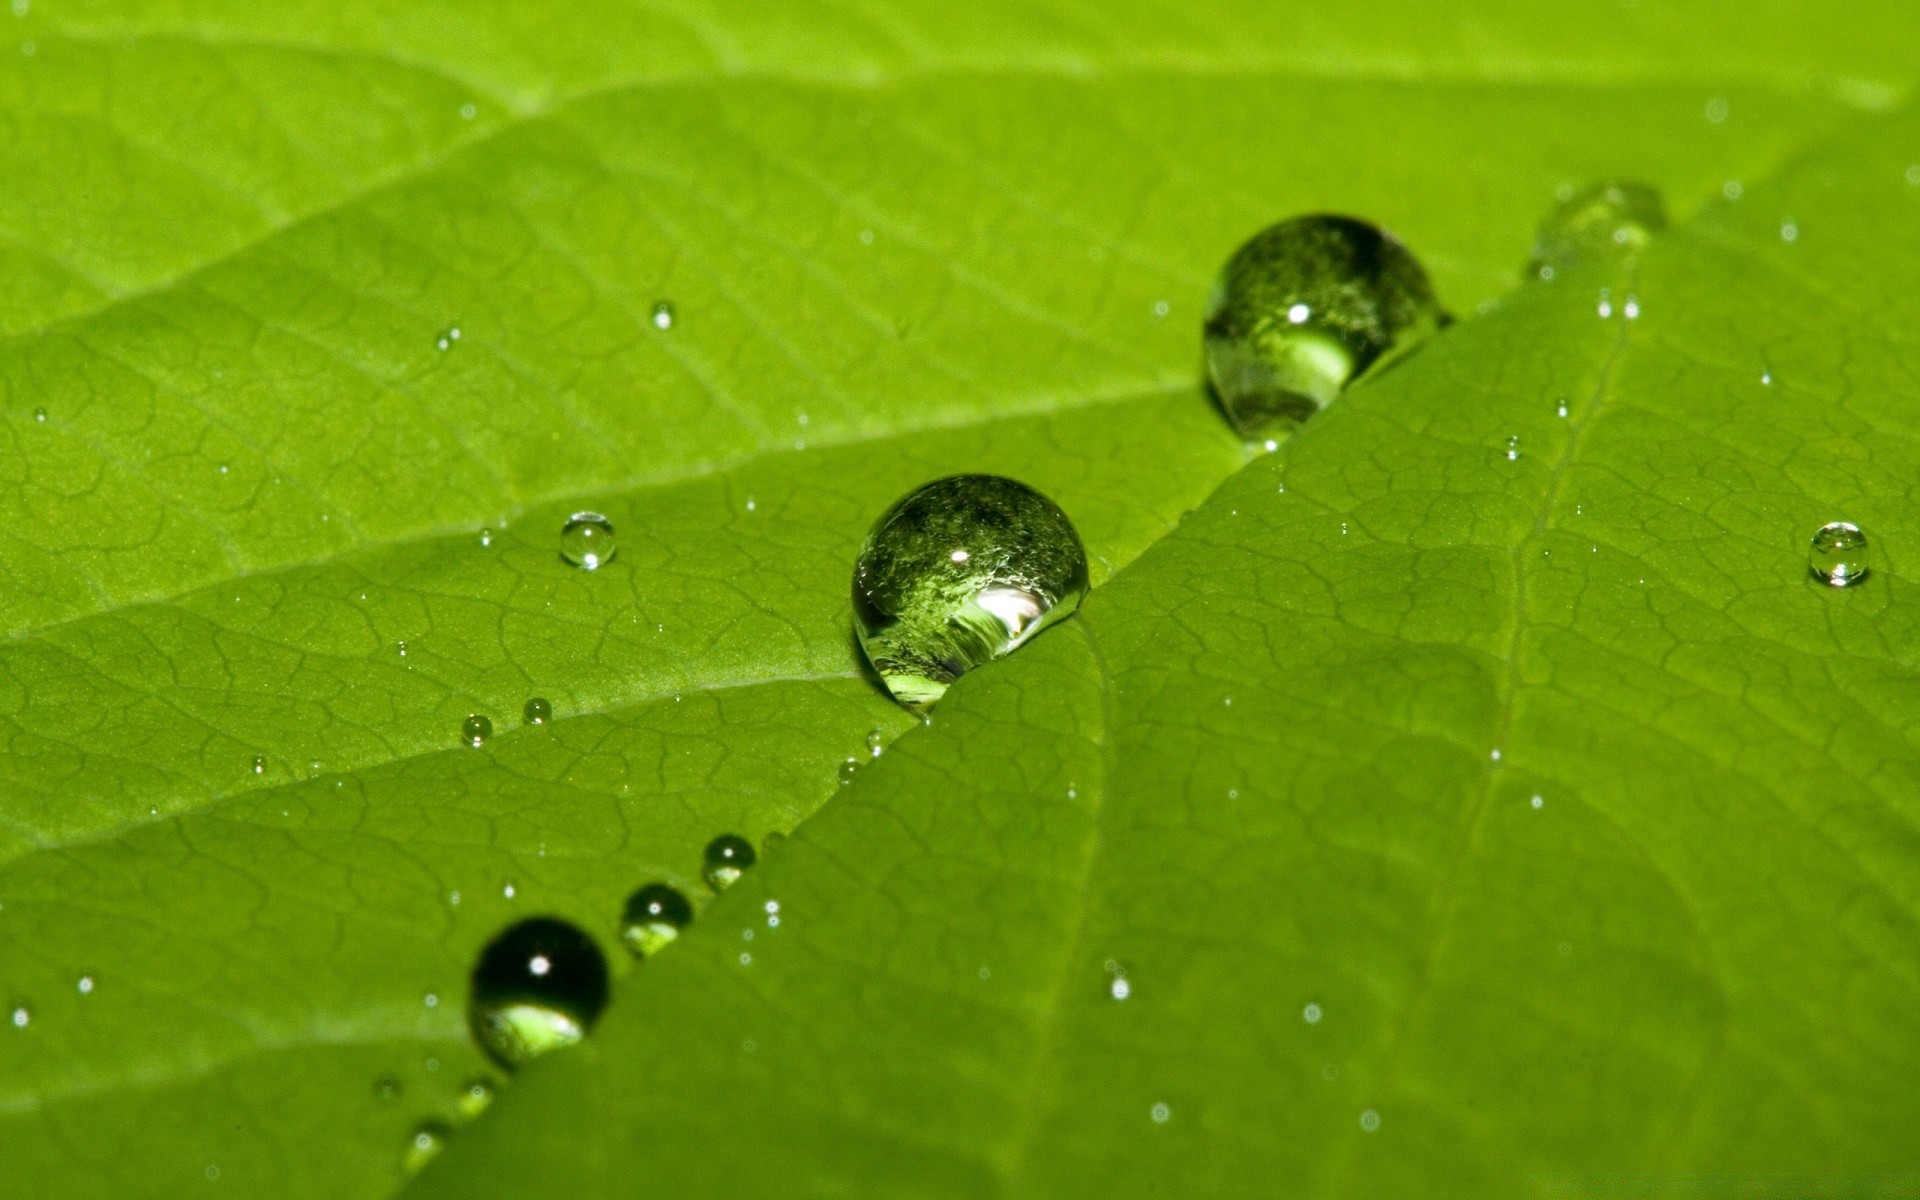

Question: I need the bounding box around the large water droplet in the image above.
[1809,522,1870,587]
[523,697,552,726]
[402,1123,449,1174]
[703,834,756,892]
[1203,215,1445,439]
[853,475,1089,709]
[1528,180,1667,276]
[461,714,492,748]
[468,917,609,1070]
[621,883,693,957]
[560,512,617,570]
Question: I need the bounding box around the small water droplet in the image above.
[1530,180,1666,276]
[397,641,408,658]
[502,882,516,900]
[1531,794,1545,809]
[1703,96,1729,124]
[1761,371,1773,386]
[468,918,609,1070]
[423,991,439,1009]
[1150,1103,1171,1124]
[837,757,860,785]
[479,527,493,547]
[32,407,46,422]
[1303,1003,1322,1024]
[1597,288,1613,319]
[402,1123,449,1174]
[449,891,461,906]
[523,697,552,726]
[457,1077,496,1119]
[1204,215,1445,439]
[76,975,93,995]
[703,834,757,891]
[373,1074,402,1104]
[1622,294,1641,320]
[1491,748,1503,762]
[461,714,492,748]
[1505,436,1520,462]
[1152,299,1170,317]
[865,729,885,758]
[560,512,617,570]
[1809,522,1870,587]
[10,1004,28,1028]
[1556,399,1569,418]
[436,327,461,351]
[1780,220,1799,242]
[650,300,675,330]
[1360,1109,1381,1133]
[1109,974,1131,1001]
[252,755,266,775]
[621,883,693,957]
[854,476,1088,710]
[1723,179,1744,201]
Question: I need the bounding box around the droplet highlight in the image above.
[1204,214,1445,438]
[621,882,693,957]
[560,512,617,570]
[457,1077,496,1119]
[1808,522,1870,587]
[853,475,1089,709]
[650,300,675,330]
[703,834,756,892]
[1529,180,1667,276]
[468,917,609,1070]
[402,1123,449,1174]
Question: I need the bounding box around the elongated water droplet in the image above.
[402,1123,449,1174]
[651,300,675,330]
[523,697,552,726]
[461,714,492,748]
[479,527,493,547]
[1203,215,1445,438]
[621,883,693,957]
[837,757,860,785]
[1529,180,1666,276]
[1809,522,1870,587]
[468,917,609,1070]
[703,834,756,891]
[853,475,1089,709]
[560,512,616,570]
[457,1077,496,1119]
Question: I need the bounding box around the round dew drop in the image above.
[523,697,552,726]
[1203,214,1445,439]
[461,714,492,748]
[853,475,1089,710]
[703,834,757,892]
[621,882,693,957]
[650,300,675,330]
[468,917,610,1070]
[560,512,617,570]
[1528,179,1667,276]
[1809,522,1870,587]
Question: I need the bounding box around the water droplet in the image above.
[1528,180,1666,276]
[650,300,675,330]
[460,102,477,120]
[251,755,267,775]
[468,917,609,1070]
[1556,399,1569,418]
[1597,288,1614,319]
[1809,522,1870,587]
[1204,215,1444,438]
[402,1123,449,1174]
[31,406,46,422]
[10,1004,28,1028]
[1623,294,1641,320]
[449,891,461,906]
[837,757,860,786]
[1359,1109,1381,1133]
[1761,371,1773,386]
[1152,299,1170,317]
[1109,976,1131,1001]
[397,641,408,658]
[1703,96,1729,124]
[1780,220,1799,242]
[1150,1103,1171,1124]
[560,512,617,570]
[461,714,492,748]
[423,991,440,1009]
[865,728,885,758]
[373,1074,402,1104]
[502,882,516,899]
[1723,179,1744,201]
[703,834,756,891]
[1303,1003,1322,1024]
[1531,794,1545,809]
[1505,436,1520,462]
[853,475,1089,709]
[457,1077,496,1119]
[523,697,552,726]
[479,527,493,547]
[76,974,93,995]
[436,327,461,351]
[620,883,693,957]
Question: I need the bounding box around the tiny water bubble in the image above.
[252,755,266,776]
[402,1123,449,1174]
[1360,1109,1381,1133]
[1809,522,1870,587]
[650,300,675,330]
[621,883,692,957]
[853,475,1088,710]
[1205,214,1445,439]
[502,882,516,900]
[1780,220,1799,242]
[1531,794,1545,809]
[76,974,93,995]
[1506,436,1520,462]
[1761,371,1773,386]
[10,1004,28,1029]
[1152,299,1170,317]
[560,512,616,570]
[1723,179,1744,201]
[423,991,439,1009]
[468,917,609,1070]
[523,697,552,726]
[1530,180,1666,276]
[1303,1003,1322,1024]
[461,714,492,748]
[32,406,46,422]
[1150,1103,1171,1124]
[460,102,477,120]
[457,1077,496,1119]
[704,835,756,891]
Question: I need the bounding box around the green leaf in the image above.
[0,2,1913,1196]
[407,69,1920,1200]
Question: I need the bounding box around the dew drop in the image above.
[703,834,757,892]
[460,102,477,120]
[461,714,492,748]
[1531,794,1545,809]
[1808,522,1870,587]
[1203,215,1445,439]
[373,1074,402,1104]
[1110,976,1131,1001]
[1703,96,1729,124]
[502,882,516,899]
[435,327,461,351]
[1505,436,1520,462]
[402,1123,449,1174]
[620,882,693,958]
[1303,1003,1322,1024]
[1623,294,1641,320]
[1556,399,1569,418]
[650,300,675,330]
[423,991,439,1009]
[1528,180,1666,276]
[76,974,94,995]
[479,527,493,547]
[560,512,617,570]
[1761,371,1773,386]
[1150,1102,1171,1124]
[1722,179,1744,201]
[1597,289,1613,319]
[32,406,46,422]
[9,1004,28,1028]
[468,917,609,1070]
[1360,1109,1381,1133]
[853,475,1089,710]
[523,697,552,726]
[252,755,267,776]
[457,1077,496,1119]
[1780,220,1799,242]
[837,757,861,786]
[865,728,885,758]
